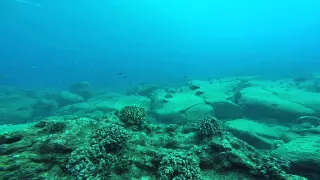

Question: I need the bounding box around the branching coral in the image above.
[158,152,201,180]
[119,105,147,126]
[92,124,129,153]
[66,124,129,179]
[196,116,223,138]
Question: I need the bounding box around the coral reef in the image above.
[0,115,307,179]
[66,123,129,179]
[35,120,66,133]
[196,116,223,138]
[67,145,118,179]
[158,152,201,180]
[2,77,320,179]
[91,124,129,152]
[119,105,147,127]
[198,130,292,179]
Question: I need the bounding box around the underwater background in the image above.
[1,0,320,88]
[1,0,320,180]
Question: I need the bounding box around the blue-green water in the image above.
[1,0,320,88]
[1,1,320,179]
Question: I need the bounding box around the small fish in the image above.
[161,99,169,103]
[189,85,200,90]
[165,94,174,98]
[118,72,124,75]
[0,76,9,79]
[195,91,204,96]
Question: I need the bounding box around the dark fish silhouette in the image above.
[165,94,174,98]
[195,91,204,96]
[189,85,200,90]
[161,99,169,103]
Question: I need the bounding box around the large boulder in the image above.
[94,94,151,112]
[151,91,214,124]
[290,116,320,135]
[69,82,92,100]
[32,99,58,118]
[0,107,34,125]
[296,80,318,92]
[150,78,254,124]
[267,87,320,113]
[237,86,317,122]
[272,136,320,179]
[55,94,151,116]
[0,92,36,124]
[205,98,243,119]
[56,91,84,107]
[226,119,293,149]
[127,84,158,98]
[184,79,247,99]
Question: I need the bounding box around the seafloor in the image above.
[0,76,320,180]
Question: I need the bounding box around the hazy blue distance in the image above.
[1,0,320,89]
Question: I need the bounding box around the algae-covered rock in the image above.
[0,79,313,180]
[158,152,201,180]
[0,117,100,179]
[127,83,158,97]
[66,146,118,179]
[0,115,306,180]
[32,99,58,118]
[226,119,290,149]
[66,123,129,179]
[34,120,66,134]
[94,94,151,112]
[0,108,34,124]
[272,136,320,179]
[238,86,316,122]
[69,81,92,100]
[197,121,294,180]
[270,87,320,113]
[55,94,151,116]
[290,116,320,135]
[184,79,238,99]
[0,92,36,124]
[205,98,243,119]
[296,80,318,92]
[149,79,258,123]
[56,91,84,107]
[151,91,214,124]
